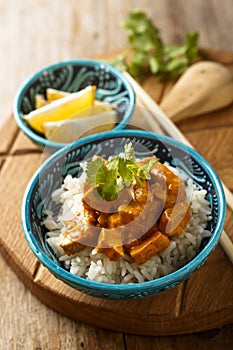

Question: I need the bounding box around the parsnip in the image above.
[160,61,233,122]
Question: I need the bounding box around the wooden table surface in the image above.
[1,1,233,349]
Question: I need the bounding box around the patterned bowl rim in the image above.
[22,130,226,294]
[13,59,136,150]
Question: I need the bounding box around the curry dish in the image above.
[60,156,190,265]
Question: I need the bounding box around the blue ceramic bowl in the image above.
[13,59,135,152]
[22,130,226,300]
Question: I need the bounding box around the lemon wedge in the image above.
[23,85,96,134]
[39,97,115,120]
[46,88,69,101]
[35,94,49,109]
[44,110,118,143]
[45,88,115,114]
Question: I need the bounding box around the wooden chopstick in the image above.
[136,95,165,134]
[124,71,233,264]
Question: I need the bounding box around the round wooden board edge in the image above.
[1,239,233,336]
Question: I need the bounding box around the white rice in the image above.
[44,168,212,284]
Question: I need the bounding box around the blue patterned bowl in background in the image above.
[13,60,135,152]
[22,130,226,300]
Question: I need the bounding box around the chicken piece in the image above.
[60,239,85,256]
[129,231,170,265]
[159,202,190,237]
[60,220,100,255]
[60,229,101,255]
[96,227,124,260]
[60,220,86,255]
[107,199,158,242]
[123,222,158,252]
[82,185,112,213]
[150,181,167,203]
[149,164,167,203]
[133,179,149,206]
[97,212,109,227]
[108,211,133,228]
[151,162,187,208]
[82,183,133,214]
[111,193,164,246]
[83,203,99,225]
[108,201,142,228]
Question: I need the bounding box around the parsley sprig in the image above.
[107,9,199,80]
[86,143,156,201]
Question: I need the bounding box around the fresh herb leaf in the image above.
[124,142,136,162]
[96,167,119,201]
[85,143,156,201]
[121,9,199,80]
[139,159,156,179]
[107,9,199,80]
[86,157,105,186]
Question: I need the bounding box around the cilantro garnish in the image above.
[86,143,156,201]
[107,9,199,80]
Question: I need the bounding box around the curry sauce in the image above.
[60,156,190,265]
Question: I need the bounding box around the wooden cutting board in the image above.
[0,48,233,336]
